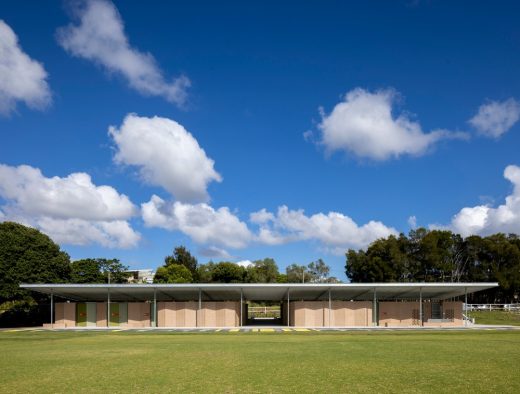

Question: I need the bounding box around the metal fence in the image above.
[465,303,520,312]
[248,306,281,319]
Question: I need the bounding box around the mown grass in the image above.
[468,310,520,326]
[1,330,519,393]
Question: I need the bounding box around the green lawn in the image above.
[467,310,520,326]
[1,330,519,393]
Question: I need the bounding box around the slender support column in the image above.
[464,287,468,327]
[372,288,377,326]
[240,288,243,327]
[197,288,202,328]
[328,289,332,328]
[419,287,423,327]
[107,287,110,328]
[50,289,54,329]
[153,288,157,328]
[287,289,291,327]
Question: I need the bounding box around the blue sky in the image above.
[1,0,520,280]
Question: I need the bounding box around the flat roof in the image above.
[20,283,498,302]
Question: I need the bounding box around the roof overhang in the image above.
[20,283,499,302]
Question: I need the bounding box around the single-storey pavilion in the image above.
[21,282,497,329]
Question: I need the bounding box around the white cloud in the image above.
[0,164,140,248]
[317,88,466,160]
[251,205,397,252]
[36,218,140,249]
[0,20,51,115]
[236,260,253,268]
[198,246,232,259]
[448,165,520,237]
[469,98,520,138]
[408,215,417,229]
[249,208,275,224]
[142,195,252,249]
[56,0,189,105]
[0,164,135,220]
[110,114,222,202]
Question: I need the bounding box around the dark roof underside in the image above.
[20,283,498,302]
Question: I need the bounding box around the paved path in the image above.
[2,325,520,333]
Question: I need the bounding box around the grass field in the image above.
[1,330,519,393]
[467,310,520,326]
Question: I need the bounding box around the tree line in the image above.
[153,246,339,284]
[346,228,520,303]
[0,221,336,326]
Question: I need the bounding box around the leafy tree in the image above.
[0,222,71,326]
[211,262,246,283]
[154,264,193,283]
[308,259,330,283]
[71,258,129,283]
[164,246,198,277]
[197,261,215,283]
[276,273,288,283]
[345,227,520,303]
[245,258,279,283]
[286,263,314,283]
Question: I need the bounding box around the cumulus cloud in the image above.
[250,208,275,224]
[36,218,140,249]
[236,260,253,268]
[110,114,221,202]
[0,20,51,115]
[469,98,520,138]
[250,205,397,253]
[448,165,520,236]
[0,164,140,248]
[198,246,232,259]
[56,0,189,105]
[408,215,417,229]
[142,195,252,249]
[317,88,466,160]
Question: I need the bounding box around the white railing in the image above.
[248,306,281,318]
[465,303,520,312]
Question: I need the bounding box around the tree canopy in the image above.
[345,228,520,303]
[71,258,129,283]
[154,264,193,283]
[0,222,71,326]
[286,260,338,283]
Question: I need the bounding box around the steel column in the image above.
[464,287,468,327]
[240,288,243,327]
[153,288,157,328]
[287,289,291,327]
[372,288,377,326]
[419,287,423,327]
[50,289,54,329]
[197,288,202,328]
[107,287,110,328]
[328,289,332,327]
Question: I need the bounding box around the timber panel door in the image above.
[110,303,120,326]
[76,303,87,327]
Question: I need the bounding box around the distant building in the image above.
[125,269,155,284]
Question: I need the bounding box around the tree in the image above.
[164,246,198,277]
[245,258,279,283]
[308,259,330,283]
[211,262,246,283]
[154,264,193,283]
[345,228,520,303]
[286,263,314,283]
[0,222,71,326]
[71,258,129,283]
[197,261,216,283]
